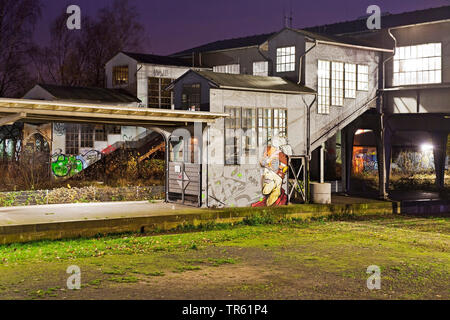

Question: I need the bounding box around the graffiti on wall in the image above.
[51,149,102,177]
[252,136,292,207]
[207,166,261,207]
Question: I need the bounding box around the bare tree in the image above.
[33,0,148,87]
[0,0,42,97]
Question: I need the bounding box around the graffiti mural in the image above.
[252,136,292,207]
[51,149,103,177]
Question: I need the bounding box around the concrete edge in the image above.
[0,201,400,245]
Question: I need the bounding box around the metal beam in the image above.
[0,112,26,126]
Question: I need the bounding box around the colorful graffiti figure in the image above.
[252,136,292,207]
[51,154,84,177]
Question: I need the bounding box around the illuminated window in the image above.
[357,65,369,91]
[344,63,356,98]
[213,64,240,74]
[318,60,330,114]
[257,108,287,146]
[276,46,295,72]
[331,62,344,106]
[225,107,286,164]
[148,77,174,108]
[181,83,201,111]
[65,124,94,155]
[225,107,242,165]
[113,66,128,86]
[241,108,257,156]
[393,43,442,86]
[253,61,269,76]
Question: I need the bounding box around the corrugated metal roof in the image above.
[304,5,450,35]
[122,52,191,67]
[171,32,276,57]
[171,70,315,94]
[171,27,391,57]
[38,84,141,103]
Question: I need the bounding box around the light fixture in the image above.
[420,143,433,152]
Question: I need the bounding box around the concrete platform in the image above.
[0,199,399,245]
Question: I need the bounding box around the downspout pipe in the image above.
[382,28,397,91]
[306,93,317,203]
[379,28,397,199]
[298,39,317,85]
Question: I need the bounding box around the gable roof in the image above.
[121,51,191,67]
[304,5,450,35]
[37,84,141,103]
[289,28,392,51]
[168,70,315,95]
[172,27,391,58]
[171,32,276,57]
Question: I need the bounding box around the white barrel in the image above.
[310,182,331,204]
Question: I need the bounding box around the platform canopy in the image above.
[0,98,228,126]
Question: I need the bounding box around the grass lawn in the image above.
[0,214,448,300]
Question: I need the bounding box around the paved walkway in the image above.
[0,201,197,227]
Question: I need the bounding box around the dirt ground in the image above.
[0,215,448,300]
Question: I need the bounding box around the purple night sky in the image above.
[35,0,449,55]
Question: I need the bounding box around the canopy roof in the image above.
[0,98,228,126]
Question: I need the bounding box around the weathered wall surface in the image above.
[383,21,450,114]
[202,88,309,207]
[136,64,190,108]
[305,42,381,150]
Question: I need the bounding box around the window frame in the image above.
[393,42,442,86]
[331,61,344,106]
[181,83,201,111]
[112,65,129,86]
[213,64,240,74]
[276,46,296,73]
[253,61,269,76]
[224,106,287,165]
[357,64,369,91]
[318,59,331,114]
[148,77,175,108]
[344,63,357,99]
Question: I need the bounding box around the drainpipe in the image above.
[382,28,397,90]
[306,93,317,203]
[298,39,317,85]
[378,28,396,199]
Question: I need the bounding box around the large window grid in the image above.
[213,64,240,74]
[65,124,94,155]
[357,65,369,91]
[65,124,80,155]
[318,60,331,114]
[225,107,242,165]
[253,61,269,76]
[182,83,201,111]
[113,66,128,86]
[276,46,295,72]
[148,77,174,108]
[257,108,287,148]
[344,63,356,98]
[225,107,287,165]
[393,43,442,86]
[331,62,344,106]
